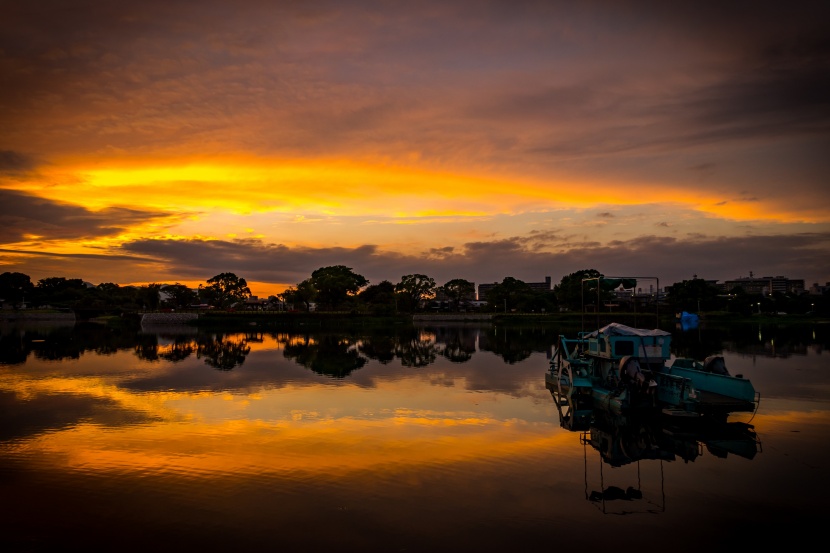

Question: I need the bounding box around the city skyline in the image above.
[2,1,829,298]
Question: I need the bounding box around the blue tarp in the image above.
[677,311,699,331]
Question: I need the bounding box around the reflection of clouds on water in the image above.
[0,388,159,442]
[1,320,829,551]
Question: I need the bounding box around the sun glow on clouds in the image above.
[27,156,518,215]
[8,153,805,258]
[17,155,767,222]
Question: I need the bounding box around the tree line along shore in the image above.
[2,266,826,320]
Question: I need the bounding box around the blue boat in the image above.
[547,321,760,422]
[546,276,760,423]
[548,323,692,422]
[664,355,759,415]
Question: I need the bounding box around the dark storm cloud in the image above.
[0,247,147,262]
[120,231,830,289]
[462,4,830,168]
[0,189,177,243]
[676,37,830,142]
[425,246,455,259]
[122,238,389,284]
[0,150,38,174]
[546,233,830,286]
[517,41,830,161]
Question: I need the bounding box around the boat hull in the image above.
[662,365,758,414]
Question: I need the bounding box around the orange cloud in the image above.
[7,154,812,228]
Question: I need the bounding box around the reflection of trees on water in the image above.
[243,332,265,343]
[158,340,196,362]
[6,320,826,374]
[394,328,438,368]
[281,333,367,377]
[0,331,29,364]
[670,326,724,361]
[197,334,252,370]
[675,322,830,359]
[478,325,555,364]
[0,322,555,370]
[0,323,140,364]
[134,332,259,368]
[134,334,162,361]
[134,333,196,362]
[430,326,477,363]
[356,330,396,363]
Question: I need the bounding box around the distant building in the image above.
[477,283,497,301]
[243,296,269,310]
[808,282,829,295]
[528,276,553,293]
[722,276,805,296]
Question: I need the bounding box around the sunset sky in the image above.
[2,0,829,297]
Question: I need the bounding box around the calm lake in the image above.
[1,317,827,552]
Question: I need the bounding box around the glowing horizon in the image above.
[2,2,828,291]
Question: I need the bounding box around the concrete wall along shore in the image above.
[412,314,493,321]
[141,312,199,325]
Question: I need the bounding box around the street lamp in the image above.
[757,302,761,314]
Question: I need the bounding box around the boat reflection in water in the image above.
[547,378,762,515]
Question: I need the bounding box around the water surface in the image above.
[1,320,827,551]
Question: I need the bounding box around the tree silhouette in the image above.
[204,273,251,309]
[484,277,533,312]
[310,265,368,310]
[359,280,397,314]
[162,283,198,309]
[439,279,475,311]
[0,272,34,309]
[281,280,318,311]
[554,269,603,311]
[395,274,436,312]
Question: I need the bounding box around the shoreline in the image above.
[2,309,825,328]
[0,311,76,322]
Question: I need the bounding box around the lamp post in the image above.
[757,302,761,314]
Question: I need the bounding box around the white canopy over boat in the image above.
[585,323,671,338]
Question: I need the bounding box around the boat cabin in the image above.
[582,323,671,374]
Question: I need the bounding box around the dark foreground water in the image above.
[1,318,827,552]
